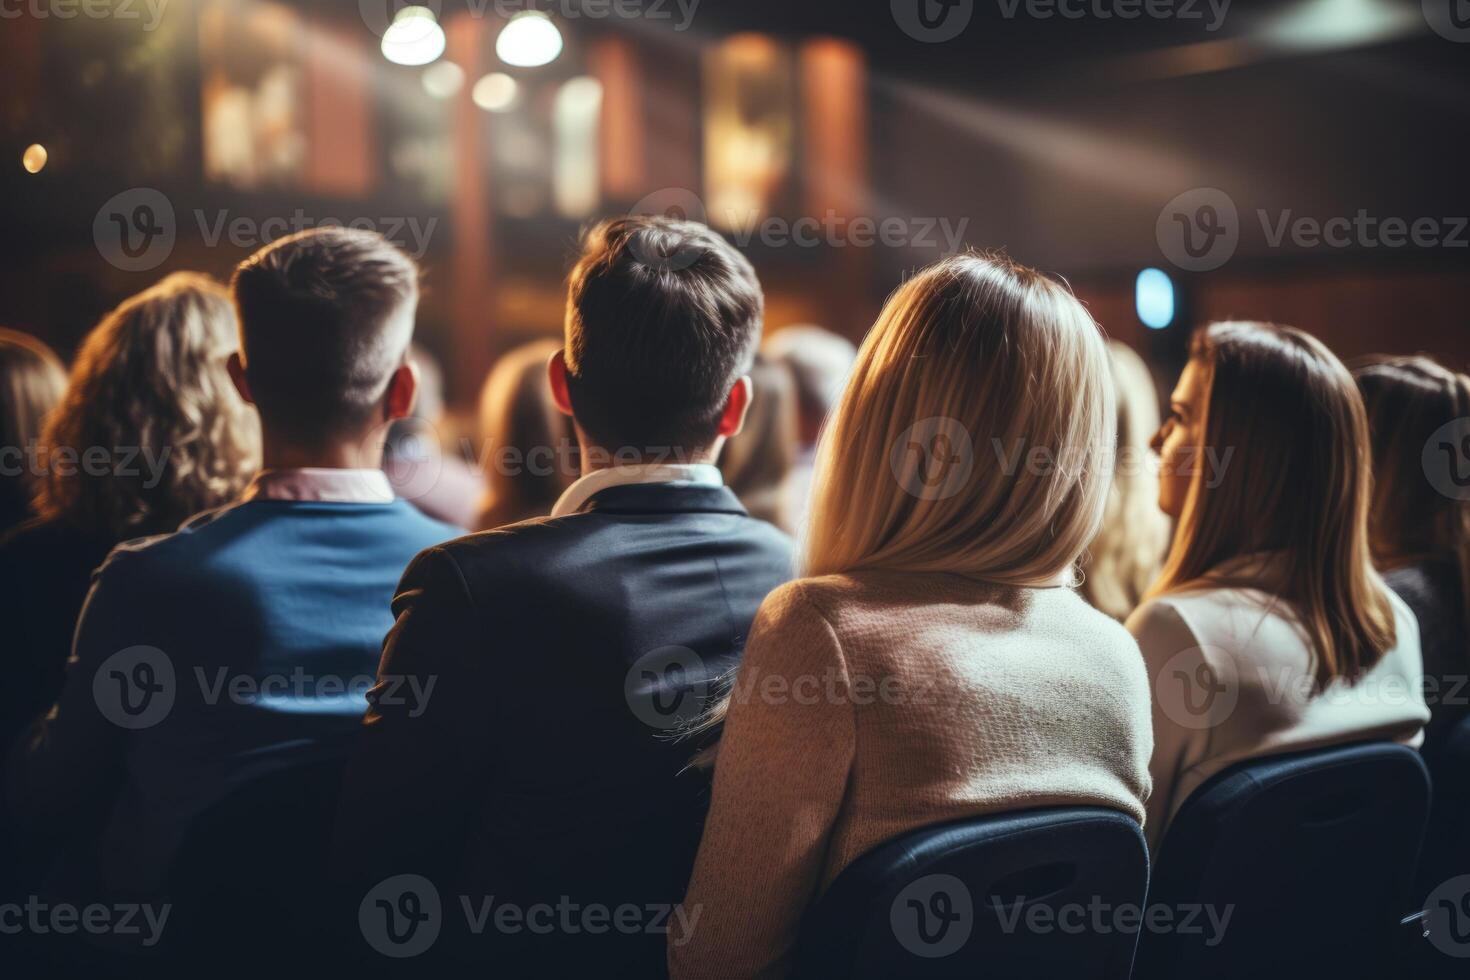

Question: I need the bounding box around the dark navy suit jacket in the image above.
[333,482,793,974]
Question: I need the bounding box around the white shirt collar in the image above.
[242,468,396,504]
[550,463,724,518]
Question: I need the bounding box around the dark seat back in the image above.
[792,806,1148,980]
[1414,716,1470,976]
[1133,741,1430,980]
[164,758,348,962]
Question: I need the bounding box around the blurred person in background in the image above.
[383,342,481,530]
[474,338,579,530]
[763,324,856,526]
[0,275,259,754]
[1080,341,1172,620]
[717,353,799,531]
[1355,355,1470,745]
[1129,322,1426,852]
[0,327,66,536]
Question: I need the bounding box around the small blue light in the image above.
[1136,267,1175,330]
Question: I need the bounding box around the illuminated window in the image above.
[702,34,794,233]
[553,77,603,218]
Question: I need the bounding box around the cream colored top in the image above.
[1126,581,1428,852]
[668,571,1154,979]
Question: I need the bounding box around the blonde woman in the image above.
[0,273,258,748]
[0,327,66,535]
[668,253,1154,979]
[1354,355,1470,744]
[1080,341,1172,620]
[1128,322,1426,852]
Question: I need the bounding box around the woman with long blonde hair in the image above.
[0,327,67,535]
[0,273,259,748]
[1080,341,1172,620]
[1354,354,1470,743]
[668,253,1154,978]
[1128,322,1426,850]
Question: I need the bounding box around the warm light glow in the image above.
[381,7,446,67]
[472,72,518,112]
[495,11,563,68]
[1136,267,1176,330]
[422,61,465,99]
[22,143,47,174]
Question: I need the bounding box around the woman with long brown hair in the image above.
[1128,321,1427,850]
[1354,355,1470,743]
[668,253,1153,978]
[0,327,67,535]
[0,273,259,748]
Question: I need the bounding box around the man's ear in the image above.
[548,348,575,417]
[716,375,753,438]
[385,360,420,422]
[227,352,255,406]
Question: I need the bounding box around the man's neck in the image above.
[574,439,721,478]
[260,438,382,472]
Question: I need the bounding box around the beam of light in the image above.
[876,76,1201,198]
[496,11,563,68]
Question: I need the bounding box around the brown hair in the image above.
[1149,321,1395,689]
[475,339,579,529]
[0,328,67,523]
[35,273,259,538]
[717,354,799,530]
[1353,354,1470,627]
[563,216,763,454]
[1081,341,1171,620]
[231,227,419,446]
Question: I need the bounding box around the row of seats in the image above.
[798,726,1470,980]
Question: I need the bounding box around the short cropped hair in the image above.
[563,216,764,454]
[231,228,418,444]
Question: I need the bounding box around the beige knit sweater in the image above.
[667,570,1154,979]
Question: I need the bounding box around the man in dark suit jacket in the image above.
[333,216,794,975]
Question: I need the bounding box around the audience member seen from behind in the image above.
[668,253,1154,979]
[0,327,66,535]
[333,216,793,977]
[763,324,856,525]
[0,277,258,754]
[1128,322,1427,852]
[1080,340,1172,620]
[383,343,481,530]
[717,353,799,531]
[1355,355,1470,745]
[474,338,579,530]
[6,230,457,905]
